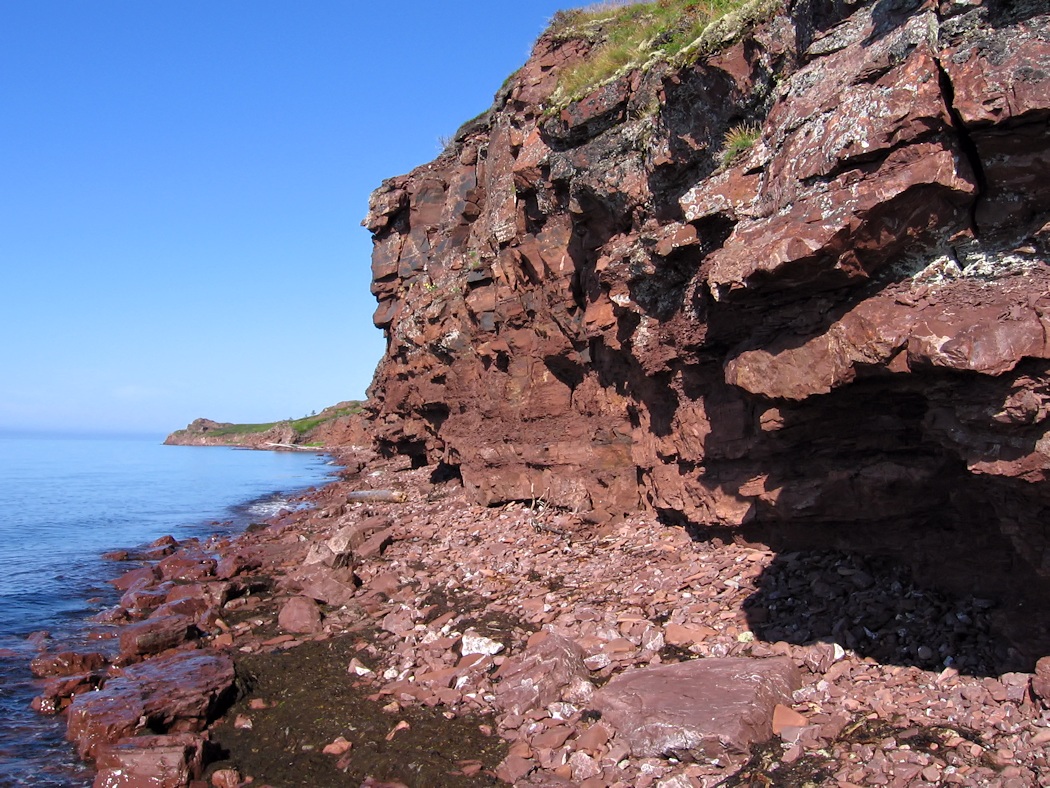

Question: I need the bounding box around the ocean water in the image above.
[0,433,336,787]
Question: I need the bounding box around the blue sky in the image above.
[0,1,570,434]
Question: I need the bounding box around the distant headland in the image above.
[163,400,369,450]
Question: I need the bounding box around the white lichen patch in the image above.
[956,249,1042,278]
[890,248,1043,285]
[633,315,655,352]
[436,329,461,353]
[461,631,504,656]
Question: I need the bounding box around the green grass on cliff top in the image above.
[205,402,363,437]
[547,0,777,104]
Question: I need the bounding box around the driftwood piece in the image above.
[346,489,407,503]
[263,442,322,451]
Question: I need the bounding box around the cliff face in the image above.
[363,0,1050,605]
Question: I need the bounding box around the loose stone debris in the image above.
[29,449,1050,786]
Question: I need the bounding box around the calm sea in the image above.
[0,433,335,787]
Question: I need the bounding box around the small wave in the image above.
[246,496,292,517]
[235,492,313,521]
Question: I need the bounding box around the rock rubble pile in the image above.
[29,450,1050,786]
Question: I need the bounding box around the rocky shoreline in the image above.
[26,448,1050,787]
[22,0,1050,784]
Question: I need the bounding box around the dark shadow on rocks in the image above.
[742,548,1026,677]
[864,0,927,44]
[428,461,462,486]
[683,366,1050,674]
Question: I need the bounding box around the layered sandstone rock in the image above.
[363,0,1050,617]
[66,650,235,761]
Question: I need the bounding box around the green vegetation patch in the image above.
[205,402,364,438]
[205,422,279,437]
[547,0,780,105]
[720,121,761,165]
[287,403,364,435]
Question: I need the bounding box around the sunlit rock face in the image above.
[363,0,1050,626]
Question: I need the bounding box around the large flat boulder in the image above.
[118,615,195,660]
[590,657,801,759]
[30,650,107,678]
[93,733,205,788]
[67,651,235,760]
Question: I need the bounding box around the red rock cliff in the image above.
[363,0,1050,607]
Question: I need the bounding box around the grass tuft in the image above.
[720,121,761,165]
